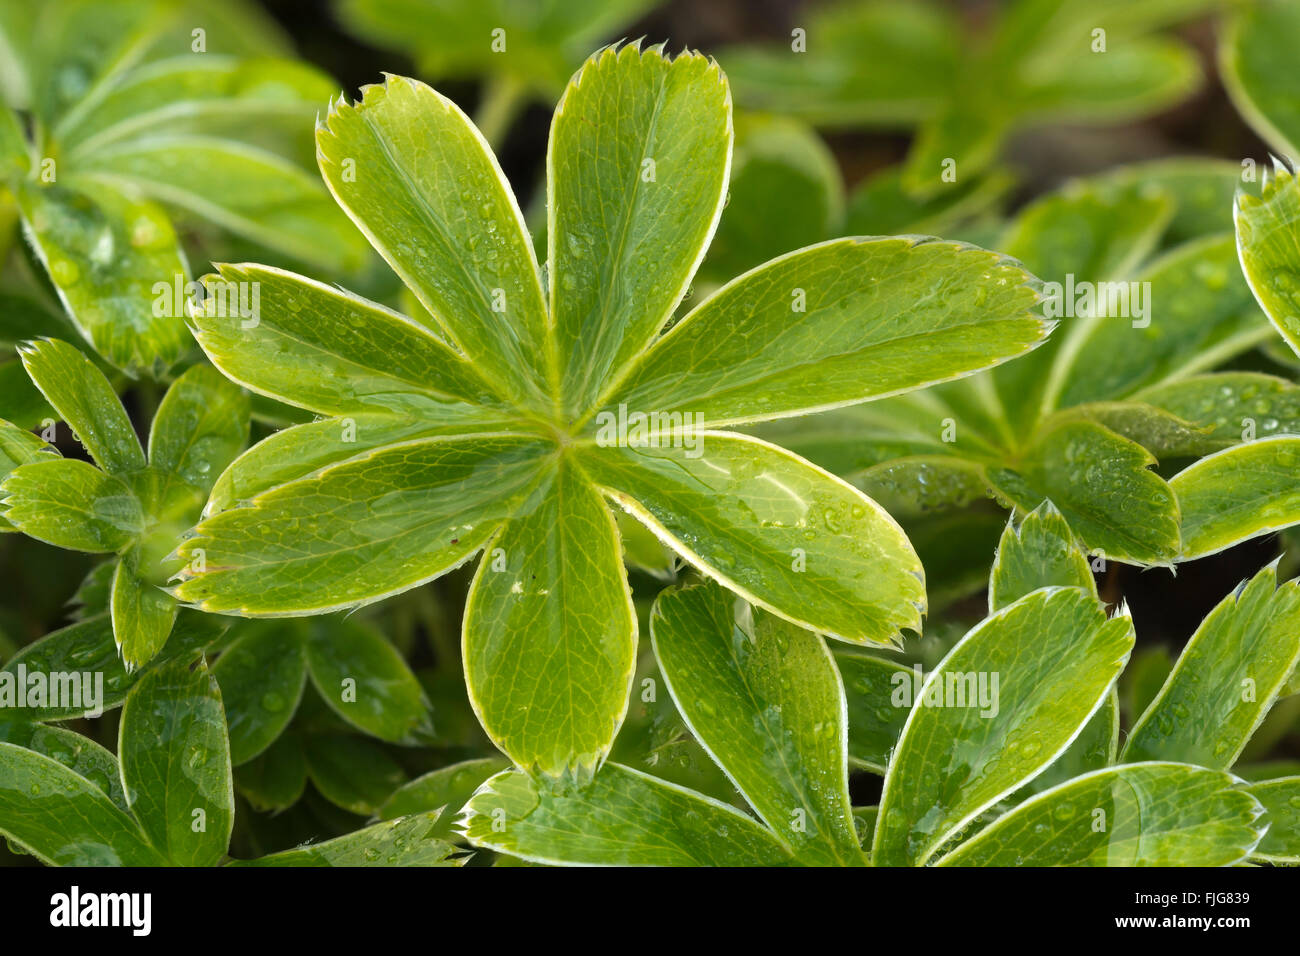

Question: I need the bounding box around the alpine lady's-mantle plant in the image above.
[0,339,248,667]
[172,43,1049,778]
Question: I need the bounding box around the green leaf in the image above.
[189,263,498,416]
[205,412,511,514]
[1221,0,1300,157]
[836,651,913,774]
[988,501,1097,611]
[1135,372,1300,454]
[231,811,461,866]
[937,763,1265,867]
[985,418,1180,565]
[76,136,368,274]
[233,734,306,812]
[650,582,863,865]
[577,432,926,646]
[0,741,163,865]
[303,733,405,816]
[379,756,510,825]
[872,587,1134,866]
[0,611,227,720]
[1015,691,1120,800]
[1235,159,1300,358]
[0,418,56,532]
[465,460,635,775]
[603,237,1047,429]
[461,764,792,866]
[118,657,233,866]
[549,43,730,417]
[1123,564,1300,768]
[213,620,307,765]
[1171,437,1300,559]
[147,362,249,499]
[59,55,336,154]
[172,434,552,614]
[316,74,551,412]
[14,182,189,376]
[0,100,28,176]
[0,720,126,811]
[16,338,144,473]
[110,552,177,668]
[1247,776,1300,863]
[1048,235,1270,410]
[1,459,144,552]
[305,617,432,745]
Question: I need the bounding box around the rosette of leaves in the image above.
[462,504,1294,866]
[719,0,1221,197]
[760,158,1294,570]
[335,0,658,145]
[0,0,368,376]
[0,655,459,866]
[0,338,248,667]
[171,45,1051,781]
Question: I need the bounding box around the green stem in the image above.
[473,75,527,150]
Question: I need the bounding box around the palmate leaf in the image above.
[2,342,246,667]
[233,734,306,812]
[303,734,405,816]
[937,763,1265,867]
[1135,372,1300,454]
[1123,564,1300,768]
[176,50,1053,785]
[872,587,1134,866]
[118,657,233,866]
[650,582,863,866]
[379,757,510,825]
[461,763,792,866]
[836,651,912,774]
